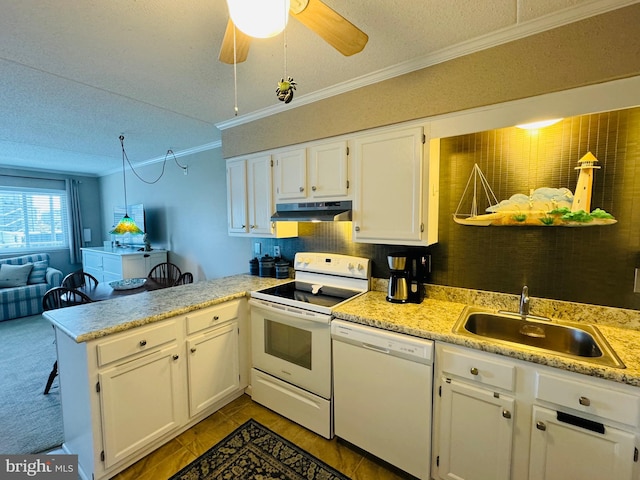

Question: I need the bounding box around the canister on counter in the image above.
[249,257,259,275]
[275,258,290,279]
[259,254,275,277]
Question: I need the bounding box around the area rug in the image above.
[0,315,63,454]
[169,419,350,480]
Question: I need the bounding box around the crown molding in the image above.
[216,0,639,131]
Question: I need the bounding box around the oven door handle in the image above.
[249,298,332,324]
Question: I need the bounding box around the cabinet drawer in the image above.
[186,300,240,335]
[440,347,516,391]
[535,372,640,427]
[97,321,177,367]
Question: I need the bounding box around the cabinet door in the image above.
[437,377,514,480]
[226,159,248,234]
[247,155,274,236]
[274,148,307,201]
[529,406,635,480]
[121,255,145,279]
[353,127,424,243]
[83,250,105,282]
[98,344,185,468]
[308,140,349,199]
[187,322,240,417]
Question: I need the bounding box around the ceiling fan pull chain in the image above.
[233,25,239,116]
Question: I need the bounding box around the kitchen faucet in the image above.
[519,285,530,318]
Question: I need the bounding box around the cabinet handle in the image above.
[470,367,479,375]
[139,340,147,347]
[536,421,547,431]
[355,226,360,232]
[144,254,150,258]
[250,225,256,229]
[213,315,220,321]
[579,396,591,407]
[502,409,512,419]
[173,354,179,361]
[312,185,317,191]
[190,347,197,353]
[299,186,304,192]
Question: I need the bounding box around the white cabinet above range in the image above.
[273,140,350,203]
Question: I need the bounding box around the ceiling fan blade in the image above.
[218,19,252,64]
[290,0,368,56]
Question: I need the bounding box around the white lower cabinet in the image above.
[438,379,514,480]
[99,344,185,468]
[54,298,248,480]
[432,343,640,480]
[187,321,240,416]
[529,405,635,480]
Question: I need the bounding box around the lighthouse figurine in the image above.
[571,151,600,212]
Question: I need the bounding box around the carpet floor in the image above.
[168,419,350,480]
[0,314,63,454]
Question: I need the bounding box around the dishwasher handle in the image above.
[361,342,391,354]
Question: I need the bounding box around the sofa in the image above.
[0,253,63,321]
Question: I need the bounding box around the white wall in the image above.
[99,148,251,281]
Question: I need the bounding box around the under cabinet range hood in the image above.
[271,201,352,222]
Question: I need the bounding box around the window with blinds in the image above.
[0,186,69,251]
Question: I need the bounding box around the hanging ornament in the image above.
[276,76,296,103]
[276,12,297,104]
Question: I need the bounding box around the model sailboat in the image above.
[453,164,502,226]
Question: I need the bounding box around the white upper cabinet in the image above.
[226,155,297,238]
[352,125,439,246]
[308,140,349,199]
[226,158,248,234]
[274,141,350,203]
[273,148,307,201]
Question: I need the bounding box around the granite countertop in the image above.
[333,290,640,388]
[45,274,640,388]
[43,274,286,343]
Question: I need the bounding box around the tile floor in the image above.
[111,394,416,480]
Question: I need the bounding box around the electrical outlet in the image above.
[254,242,261,256]
[273,246,281,258]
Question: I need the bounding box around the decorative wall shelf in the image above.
[452,153,616,227]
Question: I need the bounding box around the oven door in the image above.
[249,299,331,399]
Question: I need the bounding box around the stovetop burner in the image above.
[257,281,361,309]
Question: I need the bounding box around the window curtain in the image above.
[66,179,84,264]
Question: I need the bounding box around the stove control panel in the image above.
[294,252,370,280]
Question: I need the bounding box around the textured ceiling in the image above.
[0,0,635,176]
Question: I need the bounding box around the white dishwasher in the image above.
[331,319,434,480]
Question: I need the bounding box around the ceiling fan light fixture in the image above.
[227,0,291,38]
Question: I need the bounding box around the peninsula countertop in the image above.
[333,290,640,388]
[43,274,286,343]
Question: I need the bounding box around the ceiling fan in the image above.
[218,0,368,64]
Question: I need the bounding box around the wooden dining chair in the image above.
[148,262,182,288]
[62,270,99,289]
[175,272,194,285]
[43,287,93,394]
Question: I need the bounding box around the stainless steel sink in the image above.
[452,307,625,369]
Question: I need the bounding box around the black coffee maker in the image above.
[386,251,430,304]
